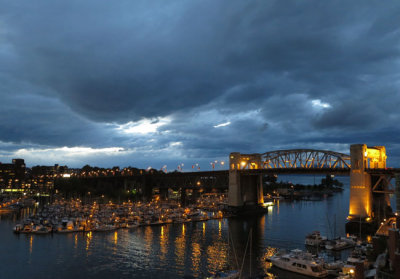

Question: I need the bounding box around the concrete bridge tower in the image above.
[228,152,264,208]
[349,144,387,220]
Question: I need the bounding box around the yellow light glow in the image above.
[86,231,92,251]
[192,242,201,275]
[29,235,33,254]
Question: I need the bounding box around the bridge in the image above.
[228,144,398,223]
[73,144,398,223]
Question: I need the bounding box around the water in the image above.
[0,176,396,278]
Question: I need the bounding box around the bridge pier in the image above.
[346,144,396,234]
[348,144,389,221]
[228,169,241,207]
[142,176,154,201]
[349,144,374,219]
[228,152,264,210]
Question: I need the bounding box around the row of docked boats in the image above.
[305,231,358,251]
[268,245,376,278]
[13,199,226,234]
[265,231,376,278]
[0,198,35,212]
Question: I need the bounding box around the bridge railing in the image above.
[231,149,351,170]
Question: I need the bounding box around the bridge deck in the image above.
[77,167,400,180]
[366,168,400,175]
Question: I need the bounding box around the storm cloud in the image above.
[1,0,400,168]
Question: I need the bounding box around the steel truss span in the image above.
[260,149,351,170]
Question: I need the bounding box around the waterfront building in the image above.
[29,164,69,193]
[0,159,74,195]
[0,159,27,192]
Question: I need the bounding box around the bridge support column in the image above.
[228,169,243,207]
[123,178,130,191]
[258,175,264,205]
[349,144,372,219]
[228,152,264,209]
[349,144,387,221]
[143,176,153,202]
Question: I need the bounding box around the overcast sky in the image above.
[1,1,400,169]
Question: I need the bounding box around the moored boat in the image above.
[94,223,117,232]
[57,219,75,233]
[325,237,355,251]
[20,224,33,234]
[206,270,239,279]
[13,224,23,233]
[270,249,328,278]
[305,231,327,247]
[32,225,52,234]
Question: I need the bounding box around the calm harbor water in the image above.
[0,175,396,278]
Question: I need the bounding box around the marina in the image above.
[1,175,398,278]
[11,196,229,235]
[0,175,358,278]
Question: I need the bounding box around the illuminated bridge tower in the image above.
[228,152,264,208]
[349,144,388,220]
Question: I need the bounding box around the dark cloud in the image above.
[0,76,114,148]
[0,1,400,167]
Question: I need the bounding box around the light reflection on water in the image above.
[191,241,201,276]
[175,224,186,276]
[2,177,396,278]
[29,234,33,254]
[159,225,168,262]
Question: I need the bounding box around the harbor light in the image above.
[263,201,274,208]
